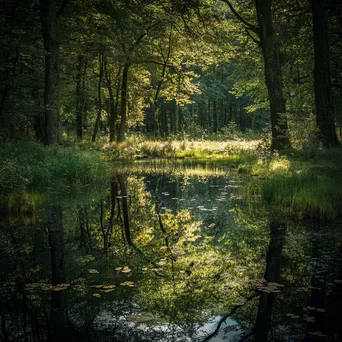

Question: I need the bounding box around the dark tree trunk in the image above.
[106,65,121,143]
[311,0,340,146]
[117,174,132,246]
[92,54,104,142]
[48,206,67,340]
[39,0,60,145]
[213,100,218,133]
[254,221,286,341]
[76,55,84,140]
[172,99,179,134]
[207,100,211,130]
[117,63,130,143]
[255,0,290,150]
[32,87,45,142]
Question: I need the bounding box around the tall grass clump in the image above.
[0,141,108,212]
[244,153,342,221]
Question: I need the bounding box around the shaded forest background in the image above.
[1,0,342,150]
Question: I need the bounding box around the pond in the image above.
[0,161,341,341]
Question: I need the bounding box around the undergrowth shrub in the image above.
[0,141,108,193]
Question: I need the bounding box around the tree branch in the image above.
[246,28,261,46]
[201,292,259,342]
[221,0,259,35]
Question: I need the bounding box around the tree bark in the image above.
[255,0,290,150]
[311,0,340,146]
[92,54,104,142]
[76,55,84,140]
[117,63,130,143]
[39,0,60,145]
[172,99,179,134]
[213,100,218,133]
[105,64,121,143]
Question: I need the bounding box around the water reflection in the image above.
[0,163,342,341]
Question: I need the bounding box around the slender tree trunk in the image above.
[32,87,45,142]
[117,174,132,246]
[207,100,211,130]
[92,54,104,142]
[117,63,130,143]
[255,0,290,150]
[213,100,218,133]
[172,99,179,134]
[106,66,121,143]
[311,0,340,146]
[76,55,84,140]
[39,0,60,145]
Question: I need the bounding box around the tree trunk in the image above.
[47,205,69,340]
[254,221,286,341]
[76,55,84,140]
[32,87,45,142]
[213,100,218,133]
[106,66,121,143]
[255,0,290,150]
[39,0,60,145]
[117,174,132,246]
[92,54,104,142]
[172,99,179,134]
[311,0,340,146]
[117,63,130,143]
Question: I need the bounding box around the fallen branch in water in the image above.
[201,292,259,342]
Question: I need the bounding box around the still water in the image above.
[0,161,341,341]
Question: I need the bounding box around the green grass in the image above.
[0,140,108,213]
[103,138,260,161]
[243,147,342,221]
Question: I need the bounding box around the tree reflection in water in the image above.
[0,163,342,341]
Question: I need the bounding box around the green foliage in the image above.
[0,141,108,210]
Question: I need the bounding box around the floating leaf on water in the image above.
[267,282,284,287]
[128,314,154,323]
[88,269,99,274]
[41,286,53,291]
[75,278,86,282]
[120,281,134,287]
[115,266,131,273]
[93,293,101,298]
[304,316,316,323]
[51,286,65,292]
[308,331,326,337]
[308,286,322,290]
[233,302,245,306]
[286,313,300,319]
[121,267,132,273]
[223,324,238,333]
